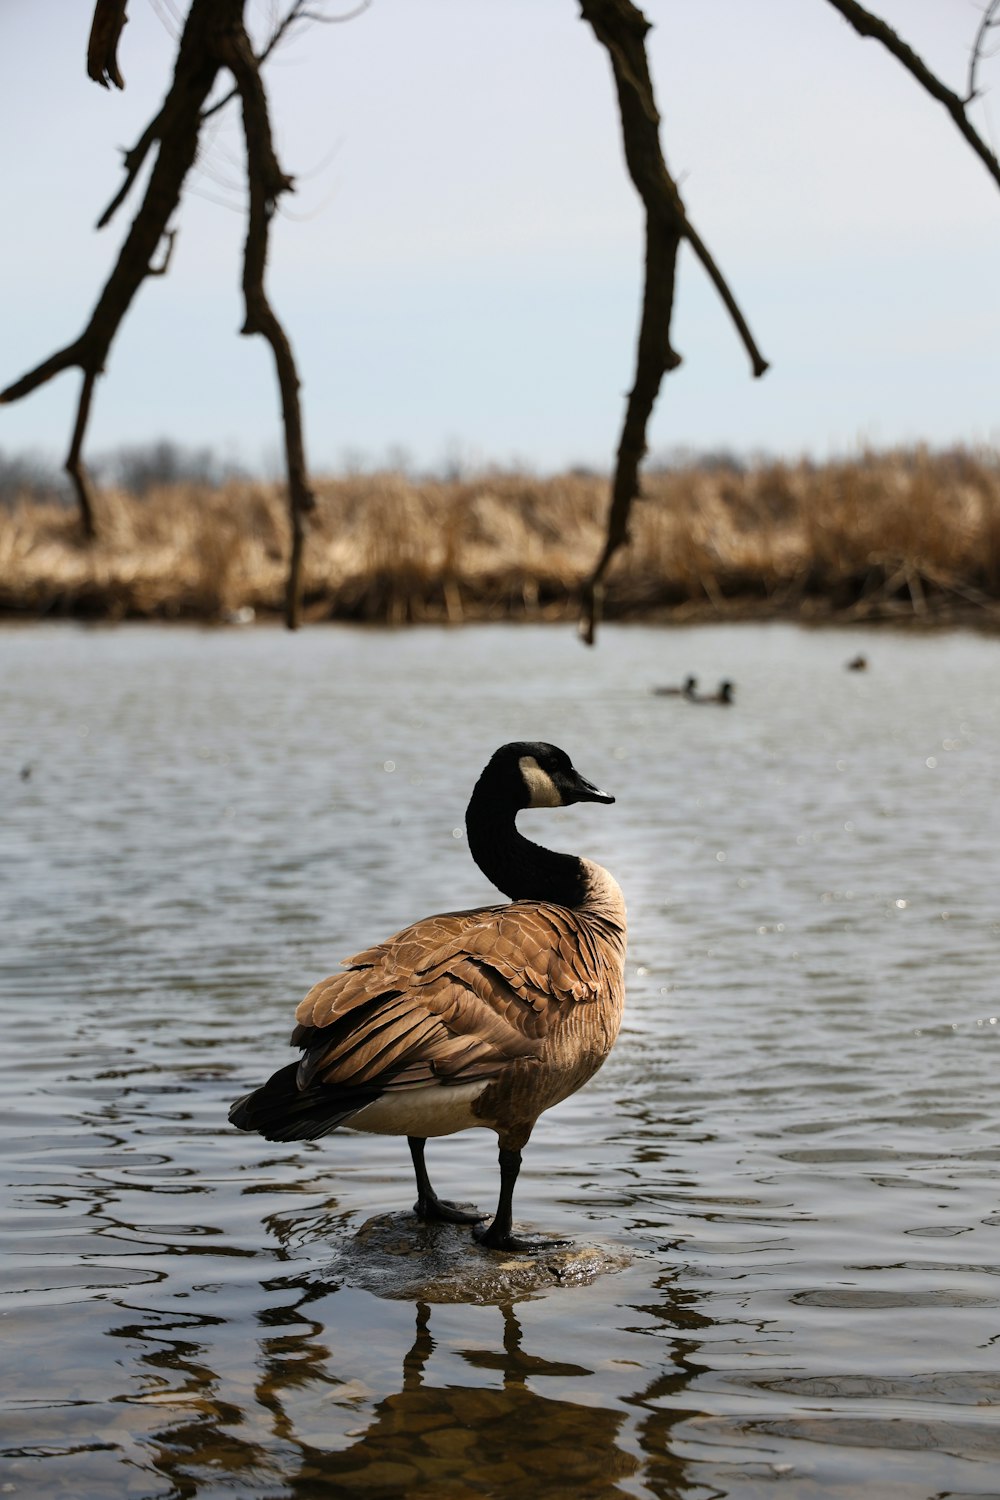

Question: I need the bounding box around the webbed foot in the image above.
[408,1137,485,1226]
[414,1194,485,1226]
[473,1220,571,1253]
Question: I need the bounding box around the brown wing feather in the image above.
[291,899,617,1099]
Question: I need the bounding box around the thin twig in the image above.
[824,0,1000,189]
[97,108,167,229]
[66,370,99,540]
[202,0,311,122]
[967,0,1000,103]
[202,0,370,123]
[682,218,769,378]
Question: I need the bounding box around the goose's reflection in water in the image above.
[292,1299,640,1496]
[103,1256,706,1499]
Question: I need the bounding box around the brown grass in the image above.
[2,448,1000,626]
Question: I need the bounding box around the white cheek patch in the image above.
[519,755,563,808]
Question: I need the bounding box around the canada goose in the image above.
[690,680,733,704]
[229,741,627,1252]
[652,675,697,698]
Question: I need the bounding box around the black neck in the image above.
[466,782,587,907]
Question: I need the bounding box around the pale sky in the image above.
[2,0,999,475]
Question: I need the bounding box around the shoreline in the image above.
[3,450,999,631]
[3,602,995,633]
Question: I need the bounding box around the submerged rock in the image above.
[328,1211,632,1303]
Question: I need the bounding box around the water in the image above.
[2,621,999,1499]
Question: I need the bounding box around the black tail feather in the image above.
[228,1061,379,1142]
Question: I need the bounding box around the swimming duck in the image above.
[652,675,697,698]
[229,741,627,1252]
[690,680,733,704]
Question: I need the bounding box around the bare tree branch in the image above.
[202,0,311,123]
[216,16,316,631]
[4,0,322,628]
[824,0,1000,190]
[88,0,129,90]
[0,338,89,406]
[1,0,233,535]
[99,3,313,233]
[202,0,370,123]
[578,0,768,643]
[579,216,681,645]
[99,4,368,227]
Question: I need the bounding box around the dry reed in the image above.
[2,448,999,627]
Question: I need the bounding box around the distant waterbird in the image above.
[652,675,697,698]
[689,680,733,705]
[229,741,627,1252]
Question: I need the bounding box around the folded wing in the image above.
[291,900,612,1099]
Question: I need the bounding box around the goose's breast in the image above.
[473,1002,621,1135]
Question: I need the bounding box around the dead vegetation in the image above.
[2,448,1000,628]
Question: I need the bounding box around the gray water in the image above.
[2,621,998,1499]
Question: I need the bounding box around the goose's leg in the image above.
[474,1146,570,1253]
[408,1136,484,1225]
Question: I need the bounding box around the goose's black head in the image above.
[475,741,615,812]
[466,742,614,904]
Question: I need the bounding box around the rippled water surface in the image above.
[3,621,999,1499]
